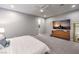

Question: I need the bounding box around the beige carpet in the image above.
[34,34,79,54]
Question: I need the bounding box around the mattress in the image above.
[0,35,50,54]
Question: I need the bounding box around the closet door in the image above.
[73,23,79,42]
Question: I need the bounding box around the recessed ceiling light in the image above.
[10,5,14,8]
[72,5,76,8]
[40,9,44,12]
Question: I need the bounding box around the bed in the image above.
[0,35,50,54]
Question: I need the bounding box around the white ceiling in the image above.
[0,4,79,18]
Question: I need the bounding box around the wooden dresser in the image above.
[51,30,70,40]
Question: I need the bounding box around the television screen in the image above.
[53,19,70,29]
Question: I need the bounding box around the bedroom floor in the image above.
[34,34,79,54]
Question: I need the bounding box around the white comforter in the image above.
[0,35,50,54]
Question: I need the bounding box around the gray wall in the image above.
[0,8,38,38]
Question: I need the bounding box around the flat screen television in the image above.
[53,19,70,29]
